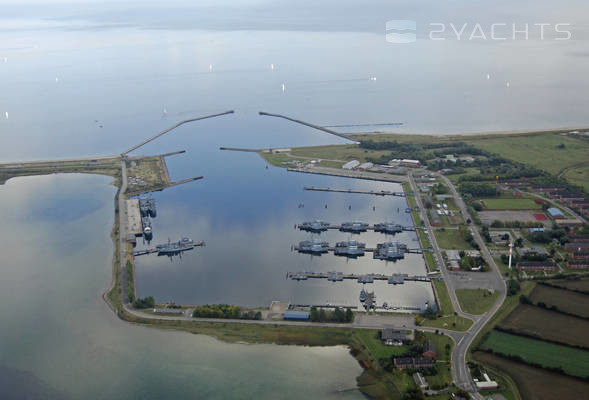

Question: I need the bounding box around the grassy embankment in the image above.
[0,157,122,186]
[455,289,501,315]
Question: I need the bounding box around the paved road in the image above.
[119,160,128,304]
[438,174,506,397]
[408,172,465,317]
[124,305,465,342]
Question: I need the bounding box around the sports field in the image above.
[480,198,542,210]
[481,330,589,378]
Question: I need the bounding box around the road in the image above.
[408,172,465,316]
[438,174,507,396]
[123,305,465,342]
[119,160,128,304]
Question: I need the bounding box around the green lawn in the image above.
[481,330,589,378]
[424,251,438,272]
[480,198,542,210]
[433,280,453,315]
[456,289,501,315]
[422,315,473,332]
[434,229,474,250]
[354,330,411,360]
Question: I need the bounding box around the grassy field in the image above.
[562,164,589,191]
[456,289,501,315]
[481,330,589,378]
[499,304,589,349]
[529,284,589,318]
[422,314,473,331]
[473,351,589,400]
[463,133,589,176]
[433,279,453,315]
[290,144,391,163]
[480,198,542,210]
[354,330,411,359]
[434,229,474,250]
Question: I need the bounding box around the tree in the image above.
[507,279,520,296]
[345,308,354,322]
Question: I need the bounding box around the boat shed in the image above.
[283,311,310,321]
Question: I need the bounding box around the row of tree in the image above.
[309,307,353,323]
[191,304,262,320]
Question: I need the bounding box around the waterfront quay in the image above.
[287,271,432,283]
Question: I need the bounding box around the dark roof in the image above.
[382,329,409,341]
[567,242,589,249]
[517,261,557,267]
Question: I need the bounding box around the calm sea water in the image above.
[1,0,588,398]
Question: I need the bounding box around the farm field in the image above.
[463,133,589,176]
[479,198,542,210]
[480,330,589,378]
[456,289,500,315]
[473,351,589,400]
[434,229,474,250]
[499,304,589,349]
[529,284,589,318]
[550,278,589,293]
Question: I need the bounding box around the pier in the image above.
[296,223,416,233]
[304,186,407,197]
[287,271,431,283]
[122,111,234,155]
[258,111,353,141]
[293,245,424,254]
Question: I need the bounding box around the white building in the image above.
[342,160,360,170]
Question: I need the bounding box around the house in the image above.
[381,328,414,345]
[422,340,437,358]
[568,260,589,269]
[518,246,548,257]
[555,218,583,227]
[516,261,557,271]
[490,231,511,246]
[571,251,589,260]
[475,373,499,391]
[547,207,565,219]
[532,185,566,192]
[393,357,435,370]
[565,242,589,252]
[413,372,428,390]
[568,235,589,243]
[400,159,421,168]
